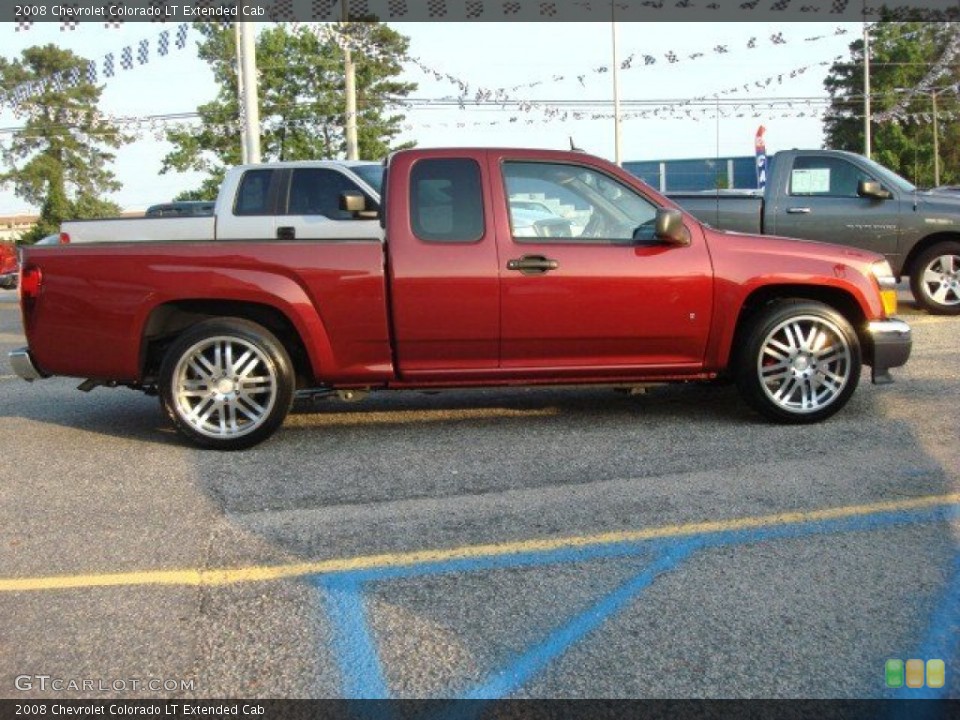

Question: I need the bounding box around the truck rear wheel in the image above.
[159,319,294,449]
[909,241,960,315]
[736,301,861,423]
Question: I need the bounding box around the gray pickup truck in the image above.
[667,149,960,315]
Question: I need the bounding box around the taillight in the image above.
[59,232,70,244]
[20,265,43,300]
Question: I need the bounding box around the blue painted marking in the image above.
[313,502,960,700]
[458,541,699,701]
[316,577,392,702]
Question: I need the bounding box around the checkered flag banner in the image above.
[60,20,79,31]
[138,39,149,65]
[104,53,114,78]
[158,30,169,56]
[68,67,81,85]
[121,46,133,70]
[86,61,98,84]
[16,20,33,31]
[104,19,123,28]
[175,23,188,49]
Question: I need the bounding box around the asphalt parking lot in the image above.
[0,287,957,700]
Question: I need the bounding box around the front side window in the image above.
[503,161,658,243]
[410,158,484,243]
[287,168,378,219]
[234,170,273,216]
[790,156,874,198]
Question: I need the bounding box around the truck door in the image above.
[281,167,382,240]
[492,155,713,372]
[770,154,901,260]
[386,152,500,376]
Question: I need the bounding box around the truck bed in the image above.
[21,240,391,384]
[666,191,764,235]
[60,216,217,244]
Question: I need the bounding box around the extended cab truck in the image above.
[667,149,960,315]
[60,160,383,244]
[11,148,911,449]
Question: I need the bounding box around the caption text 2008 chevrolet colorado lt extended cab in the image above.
[10,148,912,449]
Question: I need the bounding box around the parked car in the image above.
[664,149,960,314]
[11,147,910,449]
[0,242,17,289]
[60,161,383,244]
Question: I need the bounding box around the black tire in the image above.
[159,318,295,450]
[909,241,960,315]
[736,300,861,423]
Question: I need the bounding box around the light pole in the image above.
[239,20,261,164]
[611,7,622,166]
[342,0,359,161]
[932,90,940,187]
[863,19,872,159]
[234,21,247,164]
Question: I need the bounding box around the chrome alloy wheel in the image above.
[171,335,279,440]
[757,315,853,415]
[920,252,960,308]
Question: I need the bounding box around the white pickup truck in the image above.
[60,160,384,243]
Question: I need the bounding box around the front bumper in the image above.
[866,319,912,384]
[9,347,45,382]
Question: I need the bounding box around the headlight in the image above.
[870,259,897,288]
[870,260,899,315]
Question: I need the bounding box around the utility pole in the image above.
[863,18,872,159]
[611,6,622,166]
[239,20,261,163]
[342,0,359,160]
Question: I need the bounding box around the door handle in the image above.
[506,255,559,275]
[277,226,296,240]
[786,207,812,214]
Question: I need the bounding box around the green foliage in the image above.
[0,44,126,243]
[163,23,416,195]
[823,22,960,187]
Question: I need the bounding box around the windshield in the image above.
[352,165,384,196]
[858,155,916,193]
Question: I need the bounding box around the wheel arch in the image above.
[141,300,316,388]
[901,232,960,280]
[726,285,868,374]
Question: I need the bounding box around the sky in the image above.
[0,21,863,214]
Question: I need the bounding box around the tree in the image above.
[0,44,126,243]
[163,23,416,200]
[823,22,960,187]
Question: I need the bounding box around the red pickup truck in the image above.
[10,148,912,449]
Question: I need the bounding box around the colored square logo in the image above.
[927,659,945,689]
[886,659,904,688]
[906,659,925,688]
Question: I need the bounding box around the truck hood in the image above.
[708,228,884,269]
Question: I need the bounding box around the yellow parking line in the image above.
[1,492,958,593]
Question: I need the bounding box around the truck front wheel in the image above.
[159,319,294,449]
[736,301,861,423]
[909,241,960,315]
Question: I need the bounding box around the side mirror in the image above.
[340,191,379,220]
[653,208,691,246]
[340,191,366,213]
[858,180,892,200]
